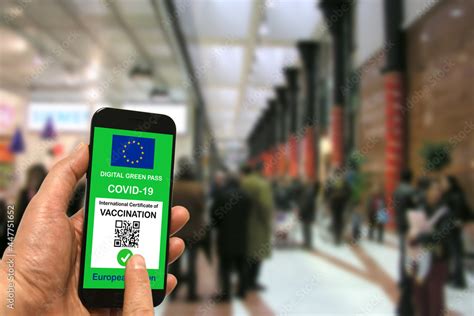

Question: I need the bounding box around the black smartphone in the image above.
[79,107,176,308]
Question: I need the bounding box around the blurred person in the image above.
[240,163,274,291]
[367,182,386,243]
[15,164,47,229]
[351,207,363,243]
[414,176,431,207]
[408,180,453,316]
[289,177,304,209]
[440,175,472,289]
[273,176,293,245]
[0,143,189,314]
[298,179,320,249]
[209,170,228,211]
[211,174,251,301]
[393,169,416,316]
[210,169,227,199]
[170,157,206,301]
[324,168,351,245]
[345,165,367,244]
[274,176,292,214]
[288,177,304,245]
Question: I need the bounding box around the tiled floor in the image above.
[156,223,474,315]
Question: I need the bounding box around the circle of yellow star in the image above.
[121,139,146,166]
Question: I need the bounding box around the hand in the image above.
[0,143,189,315]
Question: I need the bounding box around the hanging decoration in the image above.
[41,117,57,140]
[9,127,25,153]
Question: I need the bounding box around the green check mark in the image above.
[117,249,133,267]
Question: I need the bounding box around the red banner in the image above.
[331,106,344,168]
[288,135,299,177]
[267,147,275,177]
[384,72,405,229]
[261,150,274,177]
[277,143,287,176]
[304,126,316,180]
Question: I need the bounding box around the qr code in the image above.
[114,220,140,248]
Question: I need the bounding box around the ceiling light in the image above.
[8,36,28,53]
[450,8,463,18]
[85,87,100,102]
[320,136,332,155]
[149,87,169,101]
[85,60,100,81]
[129,65,153,80]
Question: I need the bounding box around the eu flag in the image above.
[111,135,155,169]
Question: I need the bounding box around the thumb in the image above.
[123,255,154,316]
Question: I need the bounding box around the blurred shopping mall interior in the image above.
[1,0,474,315]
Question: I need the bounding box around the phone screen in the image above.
[82,126,173,290]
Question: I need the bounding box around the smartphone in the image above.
[79,107,176,308]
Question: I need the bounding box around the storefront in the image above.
[406,0,474,206]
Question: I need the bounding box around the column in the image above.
[298,40,320,181]
[284,67,300,178]
[276,86,288,177]
[193,105,204,179]
[247,125,254,165]
[384,0,406,228]
[267,99,278,177]
[248,118,260,166]
[320,0,351,168]
[255,117,263,166]
[260,107,272,177]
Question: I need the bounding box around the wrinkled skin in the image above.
[0,144,189,315]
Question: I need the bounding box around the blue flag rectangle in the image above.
[111,135,155,169]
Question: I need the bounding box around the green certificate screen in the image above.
[83,127,174,289]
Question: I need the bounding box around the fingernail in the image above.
[132,255,146,269]
[73,142,85,152]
